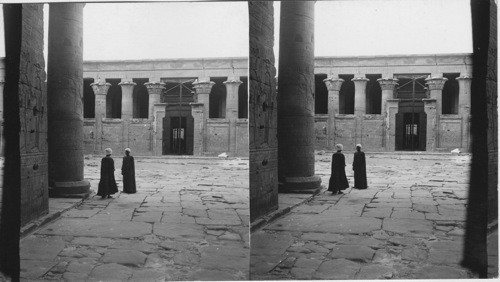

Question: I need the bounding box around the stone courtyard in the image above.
[251,152,477,280]
[19,156,249,281]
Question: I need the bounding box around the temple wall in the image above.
[249,1,278,222]
[206,119,229,154]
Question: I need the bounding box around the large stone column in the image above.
[425,76,448,116]
[456,75,472,152]
[144,82,165,154]
[378,78,399,149]
[385,99,400,151]
[423,98,438,151]
[425,76,447,149]
[278,1,321,192]
[119,81,136,149]
[145,82,164,121]
[47,3,90,197]
[0,81,4,156]
[224,76,242,155]
[91,81,111,154]
[192,78,214,155]
[323,77,344,149]
[352,76,369,146]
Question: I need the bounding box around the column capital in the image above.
[193,80,215,95]
[425,76,448,90]
[456,75,473,81]
[323,77,344,91]
[90,81,111,95]
[144,82,165,95]
[377,78,399,91]
[118,81,137,86]
[351,76,369,82]
[223,76,243,85]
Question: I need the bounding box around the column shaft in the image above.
[386,99,400,151]
[47,3,90,197]
[0,81,4,156]
[144,82,165,155]
[278,1,321,191]
[192,79,214,155]
[377,78,399,150]
[425,77,448,149]
[423,99,438,151]
[119,81,136,149]
[457,76,472,152]
[324,77,343,149]
[224,76,242,155]
[352,76,369,146]
[91,82,110,154]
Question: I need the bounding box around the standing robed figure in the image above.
[352,144,368,189]
[121,148,136,194]
[328,144,349,194]
[97,148,118,199]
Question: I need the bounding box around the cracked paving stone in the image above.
[37,218,153,238]
[21,236,67,261]
[337,235,385,249]
[63,272,89,281]
[290,267,315,279]
[294,257,323,269]
[190,269,245,281]
[72,237,114,247]
[131,269,168,281]
[383,218,433,236]
[401,247,428,261]
[173,252,200,266]
[301,232,343,243]
[66,260,95,273]
[89,263,132,280]
[328,245,375,262]
[154,223,204,241]
[313,259,360,280]
[101,249,148,267]
[356,264,394,279]
[266,214,382,234]
[20,260,58,279]
[413,265,468,279]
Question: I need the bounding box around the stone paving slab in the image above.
[20,156,249,281]
[251,153,475,280]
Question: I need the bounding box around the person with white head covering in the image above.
[121,148,136,194]
[97,148,118,199]
[353,144,368,189]
[327,144,349,194]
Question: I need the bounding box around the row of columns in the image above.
[89,76,243,156]
[323,75,472,151]
[191,76,243,156]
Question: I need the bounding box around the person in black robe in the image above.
[328,144,349,194]
[97,148,118,199]
[121,148,136,194]
[352,144,368,189]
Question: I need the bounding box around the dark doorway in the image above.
[83,78,95,118]
[339,74,355,114]
[170,117,187,155]
[105,78,122,118]
[314,74,328,114]
[239,76,249,119]
[133,78,149,118]
[161,79,195,155]
[395,74,429,151]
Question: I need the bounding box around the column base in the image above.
[278,175,322,194]
[49,180,91,198]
